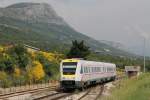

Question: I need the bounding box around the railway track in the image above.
[0,86,57,100]
[78,85,104,100]
[58,85,105,100]
[0,83,107,100]
[33,92,73,100]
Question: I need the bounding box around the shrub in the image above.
[27,61,45,81]
[8,44,29,69]
[13,67,21,78]
[0,71,7,80]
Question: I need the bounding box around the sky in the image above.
[0,0,150,55]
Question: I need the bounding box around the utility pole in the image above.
[143,38,146,72]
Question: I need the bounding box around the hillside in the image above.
[0,2,136,57]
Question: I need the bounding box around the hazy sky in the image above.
[0,0,150,55]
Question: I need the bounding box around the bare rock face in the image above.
[0,3,66,25]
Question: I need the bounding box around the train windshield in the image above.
[62,62,77,75]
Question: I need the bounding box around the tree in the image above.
[35,52,60,77]
[0,46,4,53]
[28,61,45,81]
[67,40,90,59]
[9,44,29,69]
[13,67,21,78]
[0,54,15,73]
[0,71,7,80]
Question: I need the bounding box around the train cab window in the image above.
[62,62,77,75]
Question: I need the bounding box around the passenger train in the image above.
[60,59,116,90]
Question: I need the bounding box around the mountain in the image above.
[100,40,131,52]
[0,3,66,25]
[0,2,136,57]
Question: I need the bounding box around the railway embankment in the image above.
[101,73,150,100]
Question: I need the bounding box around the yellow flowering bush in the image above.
[13,67,21,78]
[28,61,45,81]
[0,46,4,53]
[0,71,7,80]
[40,51,64,64]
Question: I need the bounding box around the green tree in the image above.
[67,40,90,59]
[0,54,15,73]
[9,44,29,70]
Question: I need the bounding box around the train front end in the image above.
[60,59,80,90]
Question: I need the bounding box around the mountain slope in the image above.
[0,3,136,57]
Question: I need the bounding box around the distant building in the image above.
[125,66,141,78]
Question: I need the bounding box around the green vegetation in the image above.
[0,44,64,88]
[67,40,90,59]
[0,41,150,88]
[103,73,150,100]
[87,53,150,71]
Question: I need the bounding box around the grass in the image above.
[103,73,150,100]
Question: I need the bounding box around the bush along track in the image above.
[103,73,150,100]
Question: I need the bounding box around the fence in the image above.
[0,80,58,94]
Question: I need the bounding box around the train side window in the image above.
[99,67,100,72]
[86,67,88,73]
[89,67,91,73]
[83,67,85,73]
[100,67,102,72]
[99,67,101,72]
[84,67,87,73]
[107,67,109,72]
[96,67,97,72]
[93,67,94,72]
[103,67,105,72]
[96,67,98,72]
[80,66,83,74]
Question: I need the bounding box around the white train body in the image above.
[60,59,116,89]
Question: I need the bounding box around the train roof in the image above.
[62,59,116,66]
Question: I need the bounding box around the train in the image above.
[60,59,116,90]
